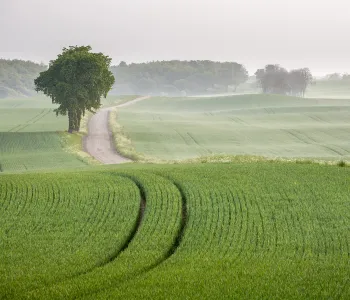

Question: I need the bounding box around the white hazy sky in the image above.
[1,0,349,75]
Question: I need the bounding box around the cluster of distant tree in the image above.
[255,65,313,97]
[0,59,46,98]
[324,73,350,81]
[110,60,249,96]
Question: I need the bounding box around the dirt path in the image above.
[84,96,149,164]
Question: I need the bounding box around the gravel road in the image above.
[84,96,149,164]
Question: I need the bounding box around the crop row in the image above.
[1,163,350,299]
[1,171,183,300]
[0,172,141,299]
[93,163,350,299]
[0,132,87,172]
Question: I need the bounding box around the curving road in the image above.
[84,96,149,164]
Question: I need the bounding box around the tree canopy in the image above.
[34,46,115,132]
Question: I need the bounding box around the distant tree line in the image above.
[255,65,313,97]
[5,59,349,99]
[110,60,249,96]
[1,59,250,97]
[324,73,350,81]
[0,59,46,98]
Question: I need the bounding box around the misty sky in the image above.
[1,0,349,75]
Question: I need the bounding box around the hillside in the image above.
[116,94,350,161]
[0,59,46,98]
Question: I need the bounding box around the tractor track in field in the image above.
[82,174,188,300]
[84,96,150,164]
[103,174,188,279]
[23,176,147,298]
[35,174,188,300]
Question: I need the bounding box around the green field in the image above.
[116,94,350,161]
[1,91,350,299]
[0,95,138,172]
[306,80,350,99]
[0,163,349,299]
[0,96,88,172]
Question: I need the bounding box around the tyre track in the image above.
[7,109,49,132]
[66,174,186,300]
[24,175,145,299]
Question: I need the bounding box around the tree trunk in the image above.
[68,110,75,133]
[75,110,82,132]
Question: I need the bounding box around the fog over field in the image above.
[1,0,350,75]
[2,1,350,299]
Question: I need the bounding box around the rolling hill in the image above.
[116,94,350,161]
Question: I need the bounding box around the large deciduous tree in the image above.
[34,46,115,133]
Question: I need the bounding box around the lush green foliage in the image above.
[34,46,115,132]
[0,163,349,299]
[0,59,46,98]
[110,60,249,96]
[115,94,350,161]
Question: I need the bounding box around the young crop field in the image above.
[0,95,137,172]
[115,94,350,161]
[306,80,350,99]
[0,162,349,299]
[0,97,87,172]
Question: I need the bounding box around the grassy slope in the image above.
[0,96,88,172]
[0,162,349,299]
[115,94,350,161]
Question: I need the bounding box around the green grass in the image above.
[0,96,88,172]
[0,162,349,299]
[115,94,350,161]
[0,172,141,298]
[0,132,89,172]
[24,172,182,300]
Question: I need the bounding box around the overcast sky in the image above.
[1,0,349,75]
